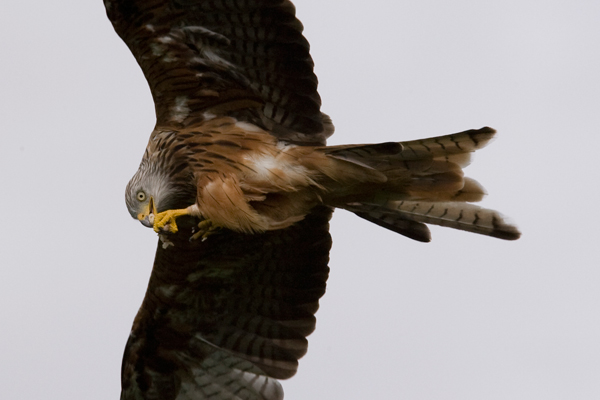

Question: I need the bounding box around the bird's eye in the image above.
[137,191,146,201]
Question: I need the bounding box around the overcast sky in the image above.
[1,1,599,399]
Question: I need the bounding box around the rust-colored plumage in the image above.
[105,0,520,399]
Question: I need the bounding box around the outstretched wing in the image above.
[104,0,332,144]
[120,207,332,400]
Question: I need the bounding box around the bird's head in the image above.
[125,132,197,229]
[125,164,196,230]
[125,165,172,228]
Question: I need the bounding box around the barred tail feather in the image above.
[351,207,432,242]
[409,178,487,203]
[347,201,520,241]
[323,127,496,202]
[324,127,520,241]
[398,127,496,164]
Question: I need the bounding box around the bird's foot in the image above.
[153,208,190,234]
[190,219,221,242]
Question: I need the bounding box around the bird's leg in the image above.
[190,219,222,242]
[153,208,191,234]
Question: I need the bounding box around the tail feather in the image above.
[397,127,495,163]
[324,128,495,199]
[321,127,520,241]
[352,208,432,242]
[409,177,487,203]
[347,201,520,241]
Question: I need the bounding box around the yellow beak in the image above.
[137,197,157,228]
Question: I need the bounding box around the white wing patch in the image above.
[235,121,264,133]
[169,96,190,123]
[202,111,217,121]
[150,35,178,62]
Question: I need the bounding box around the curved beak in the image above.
[137,197,157,228]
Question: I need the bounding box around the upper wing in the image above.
[120,207,332,400]
[104,0,332,144]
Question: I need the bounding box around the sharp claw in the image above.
[189,219,220,241]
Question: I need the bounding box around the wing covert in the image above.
[105,0,332,144]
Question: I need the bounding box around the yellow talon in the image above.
[153,208,190,233]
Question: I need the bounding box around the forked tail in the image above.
[323,127,520,242]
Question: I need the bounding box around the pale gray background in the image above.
[1,1,599,399]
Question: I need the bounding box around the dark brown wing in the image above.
[120,207,332,400]
[105,0,332,144]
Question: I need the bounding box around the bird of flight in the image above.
[104,0,520,398]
